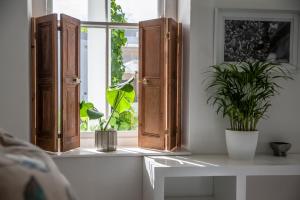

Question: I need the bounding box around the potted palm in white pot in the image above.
[206,62,292,159]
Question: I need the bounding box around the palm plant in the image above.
[206,61,292,131]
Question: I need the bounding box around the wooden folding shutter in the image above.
[32,14,80,152]
[60,14,81,151]
[35,14,58,152]
[138,18,182,150]
[138,18,167,150]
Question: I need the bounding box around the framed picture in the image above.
[214,9,299,66]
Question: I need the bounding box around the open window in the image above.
[53,0,156,137]
[31,0,182,152]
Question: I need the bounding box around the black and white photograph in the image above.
[214,9,299,66]
[224,20,291,63]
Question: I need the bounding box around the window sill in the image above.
[49,147,191,159]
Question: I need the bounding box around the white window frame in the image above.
[79,22,139,139]
[47,0,165,18]
[48,0,163,143]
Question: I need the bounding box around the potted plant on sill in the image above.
[206,62,292,159]
[80,77,135,152]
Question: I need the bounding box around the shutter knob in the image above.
[73,78,81,84]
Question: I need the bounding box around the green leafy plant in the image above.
[80,101,94,131]
[106,77,136,130]
[80,101,105,131]
[109,111,137,130]
[80,77,135,131]
[206,61,292,131]
[111,0,127,85]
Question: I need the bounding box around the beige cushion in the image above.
[0,129,78,200]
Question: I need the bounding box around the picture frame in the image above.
[214,8,299,67]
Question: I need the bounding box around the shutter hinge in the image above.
[58,26,62,31]
[58,133,62,139]
[166,32,171,40]
[164,129,169,135]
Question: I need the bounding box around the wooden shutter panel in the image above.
[60,14,81,151]
[35,14,58,152]
[31,18,37,145]
[138,18,167,150]
[176,23,182,148]
[166,18,178,150]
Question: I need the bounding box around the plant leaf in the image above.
[87,108,104,120]
[80,101,94,118]
[106,77,135,114]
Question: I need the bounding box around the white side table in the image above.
[143,154,300,200]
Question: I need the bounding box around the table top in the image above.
[144,154,300,176]
[146,154,300,168]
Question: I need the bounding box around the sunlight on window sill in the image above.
[80,130,138,148]
[50,147,191,158]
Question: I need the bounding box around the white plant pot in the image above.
[225,130,259,160]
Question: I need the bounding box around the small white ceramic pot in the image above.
[225,130,259,160]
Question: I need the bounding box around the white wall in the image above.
[0,0,31,141]
[178,0,191,150]
[164,0,178,19]
[54,156,142,200]
[158,0,178,19]
[165,3,214,198]
[32,0,47,17]
[247,176,300,200]
[186,0,300,154]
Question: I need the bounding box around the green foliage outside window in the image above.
[110,0,138,131]
[80,0,138,132]
[111,0,127,85]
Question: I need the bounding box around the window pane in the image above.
[53,0,106,21]
[110,28,138,131]
[53,0,158,22]
[111,0,158,23]
[80,27,107,131]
